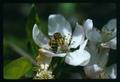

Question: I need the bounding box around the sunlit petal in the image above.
[39,48,66,57]
[69,23,85,48]
[48,14,72,44]
[65,49,90,66]
[79,39,88,51]
[83,19,93,32]
[32,24,49,48]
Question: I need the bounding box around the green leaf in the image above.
[24,67,33,78]
[4,37,30,65]
[25,4,48,58]
[26,4,39,58]
[4,57,32,79]
[4,36,27,52]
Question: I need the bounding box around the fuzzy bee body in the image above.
[48,32,65,53]
[49,38,58,53]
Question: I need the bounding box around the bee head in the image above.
[53,32,62,39]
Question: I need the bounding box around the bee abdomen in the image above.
[51,46,58,53]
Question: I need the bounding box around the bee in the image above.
[48,32,65,53]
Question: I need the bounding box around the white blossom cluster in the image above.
[32,14,116,79]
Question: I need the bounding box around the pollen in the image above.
[38,48,44,52]
[34,70,54,79]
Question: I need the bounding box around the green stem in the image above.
[52,57,65,79]
[48,57,65,79]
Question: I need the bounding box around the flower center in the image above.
[48,32,68,53]
[34,70,54,79]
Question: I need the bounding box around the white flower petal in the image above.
[65,49,91,66]
[101,43,110,49]
[44,64,49,70]
[101,19,116,42]
[83,19,93,32]
[48,14,72,44]
[40,64,49,71]
[101,37,116,49]
[105,64,117,79]
[85,41,99,65]
[32,24,49,48]
[93,64,102,72]
[102,19,116,34]
[69,23,85,48]
[39,48,66,57]
[79,39,88,51]
[40,64,45,70]
[110,37,117,49]
[110,67,116,79]
[86,28,102,43]
[84,64,102,79]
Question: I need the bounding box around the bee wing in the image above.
[32,24,49,48]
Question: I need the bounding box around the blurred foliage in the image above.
[58,3,76,14]
[4,57,32,79]
[3,3,116,79]
[4,36,26,65]
[25,4,39,58]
